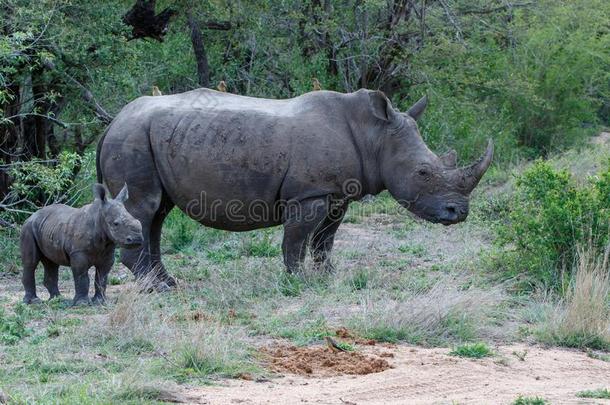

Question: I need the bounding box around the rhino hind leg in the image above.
[20,222,41,304]
[42,258,61,299]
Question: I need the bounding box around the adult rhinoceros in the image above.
[96,89,492,288]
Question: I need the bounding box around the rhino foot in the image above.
[164,276,177,287]
[153,281,171,293]
[91,295,106,306]
[72,296,91,306]
[23,296,42,305]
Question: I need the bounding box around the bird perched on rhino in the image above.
[312,77,322,91]
[217,80,227,92]
[152,86,162,96]
[325,336,346,353]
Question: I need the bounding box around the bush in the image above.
[6,151,82,215]
[499,160,610,291]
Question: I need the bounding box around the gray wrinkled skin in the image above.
[97,88,492,283]
[20,183,143,305]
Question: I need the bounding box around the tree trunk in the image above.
[187,13,210,88]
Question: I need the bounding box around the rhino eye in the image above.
[113,220,120,226]
[418,169,429,177]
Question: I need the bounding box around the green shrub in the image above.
[449,342,493,358]
[576,388,610,399]
[512,396,548,405]
[6,152,82,219]
[241,231,280,258]
[163,209,198,253]
[0,307,31,345]
[499,160,610,292]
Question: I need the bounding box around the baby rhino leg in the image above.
[92,264,112,305]
[70,254,91,306]
[20,223,41,304]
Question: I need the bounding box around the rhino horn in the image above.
[461,139,494,191]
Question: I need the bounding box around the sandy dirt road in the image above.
[182,344,610,405]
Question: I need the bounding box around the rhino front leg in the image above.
[148,199,177,287]
[70,256,91,306]
[282,198,329,273]
[310,204,346,273]
[92,264,112,305]
[120,194,175,290]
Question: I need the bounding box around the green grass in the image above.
[512,396,548,405]
[347,269,369,291]
[449,343,493,358]
[206,243,240,263]
[355,325,421,344]
[334,340,355,352]
[113,384,168,402]
[398,243,427,257]
[587,350,610,362]
[108,275,123,285]
[241,231,281,258]
[0,306,32,345]
[576,388,610,399]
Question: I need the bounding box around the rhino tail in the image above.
[95,127,110,184]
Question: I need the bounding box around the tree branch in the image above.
[202,20,232,30]
[42,59,114,124]
[187,13,210,88]
[439,0,464,44]
[3,113,68,128]
[458,2,533,15]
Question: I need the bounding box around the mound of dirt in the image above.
[335,326,377,345]
[261,345,392,377]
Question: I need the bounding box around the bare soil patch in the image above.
[260,345,391,377]
[185,344,610,405]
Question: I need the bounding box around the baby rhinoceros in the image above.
[20,183,143,305]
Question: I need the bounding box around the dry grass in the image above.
[105,272,160,342]
[175,323,258,378]
[99,270,259,380]
[536,243,610,349]
[349,275,506,344]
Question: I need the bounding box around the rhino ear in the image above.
[115,183,129,203]
[368,90,396,122]
[407,95,428,121]
[92,183,108,203]
[440,149,458,168]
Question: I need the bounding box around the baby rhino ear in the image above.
[92,183,107,203]
[115,183,129,203]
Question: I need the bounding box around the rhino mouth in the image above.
[121,242,142,249]
[414,207,467,226]
[119,236,144,249]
